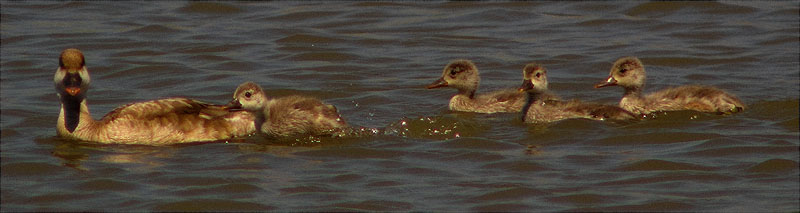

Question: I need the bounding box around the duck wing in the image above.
[101,97,227,121]
[283,96,346,126]
[647,85,745,113]
[489,88,526,103]
[558,100,628,120]
[585,103,638,120]
[263,95,347,137]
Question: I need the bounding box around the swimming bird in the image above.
[226,81,349,138]
[594,56,745,115]
[54,48,256,145]
[426,59,527,113]
[519,63,637,123]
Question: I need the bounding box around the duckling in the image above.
[519,63,637,123]
[594,56,745,115]
[426,59,527,113]
[227,82,349,138]
[53,48,256,144]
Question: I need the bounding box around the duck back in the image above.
[80,98,256,144]
[262,95,348,138]
[567,101,639,121]
[524,98,636,123]
[627,85,745,114]
[450,88,527,113]
[523,99,583,123]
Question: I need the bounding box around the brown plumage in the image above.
[426,59,527,113]
[227,82,349,138]
[53,48,256,145]
[595,56,746,115]
[519,63,637,123]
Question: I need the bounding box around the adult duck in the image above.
[54,48,256,144]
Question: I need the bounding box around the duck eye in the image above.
[245,91,252,98]
[535,73,542,78]
[450,69,457,76]
[619,68,628,73]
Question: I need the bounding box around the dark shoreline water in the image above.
[2,1,798,211]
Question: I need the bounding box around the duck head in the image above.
[595,56,646,90]
[426,59,481,95]
[54,48,91,99]
[518,63,548,93]
[227,81,267,111]
[54,48,91,133]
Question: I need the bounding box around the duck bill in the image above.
[64,87,81,96]
[224,99,243,111]
[594,76,617,88]
[61,71,84,96]
[518,80,534,92]
[426,77,448,89]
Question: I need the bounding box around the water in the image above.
[1,1,798,211]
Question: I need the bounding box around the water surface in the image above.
[1,1,798,211]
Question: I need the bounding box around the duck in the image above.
[53,48,257,144]
[519,63,637,123]
[594,56,745,115]
[226,81,349,138]
[426,59,527,113]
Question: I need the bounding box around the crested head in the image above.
[54,48,90,97]
[427,59,480,93]
[232,81,267,111]
[60,48,86,71]
[519,63,548,93]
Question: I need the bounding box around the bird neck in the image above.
[58,94,94,134]
[521,91,541,122]
[457,87,476,99]
[624,86,643,98]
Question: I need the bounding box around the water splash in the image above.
[383,115,486,140]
